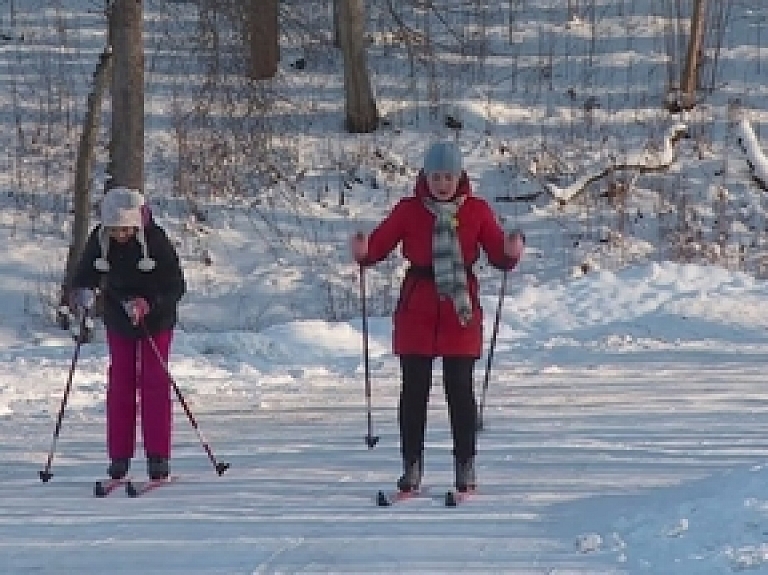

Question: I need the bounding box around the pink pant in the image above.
[106,329,173,460]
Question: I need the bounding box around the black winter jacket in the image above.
[72,223,186,338]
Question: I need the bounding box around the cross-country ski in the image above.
[93,477,131,498]
[124,476,178,498]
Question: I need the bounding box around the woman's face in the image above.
[108,226,137,243]
[427,171,459,201]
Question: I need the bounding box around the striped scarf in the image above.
[423,197,472,326]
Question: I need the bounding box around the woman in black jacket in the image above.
[72,187,186,481]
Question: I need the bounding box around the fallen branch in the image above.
[540,123,689,204]
[736,119,768,192]
[494,191,543,203]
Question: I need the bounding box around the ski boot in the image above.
[396,458,422,493]
[107,458,130,480]
[147,456,170,481]
[454,456,476,493]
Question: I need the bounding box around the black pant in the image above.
[398,355,477,463]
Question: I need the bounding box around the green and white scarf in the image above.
[423,197,472,326]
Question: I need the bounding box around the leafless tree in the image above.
[57,48,114,327]
[666,0,707,111]
[568,0,580,21]
[338,0,378,133]
[332,0,341,47]
[249,0,278,80]
[681,0,707,109]
[108,0,144,191]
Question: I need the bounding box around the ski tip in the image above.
[445,488,474,506]
[376,490,392,507]
[124,475,178,498]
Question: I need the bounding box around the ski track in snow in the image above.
[4,329,768,573]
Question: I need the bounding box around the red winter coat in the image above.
[362,173,514,358]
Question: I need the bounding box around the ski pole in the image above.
[360,264,379,449]
[39,311,90,482]
[477,268,509,432]
[142,326,230,476]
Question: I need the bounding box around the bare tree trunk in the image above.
[338,0,378,133]
[681,0,707,109]
[65,50,113,286]
[57,49,114,328]
[108,0,144,192]
[567,0,578,21]
[332,0,341,48]
[249,0,278,80]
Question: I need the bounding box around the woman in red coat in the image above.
[352,141,524,493]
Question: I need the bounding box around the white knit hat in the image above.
[94,187,156,272]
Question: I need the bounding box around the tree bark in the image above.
[249,0,279,80]
[681,0,707,109]
[57,49,114,329]
[108,0,144,192]
[338,0,378,133]
[65,49,113,289]
[332,0,341,48]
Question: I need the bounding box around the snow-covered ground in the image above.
[5,262,768,574]
[3,0,768,573]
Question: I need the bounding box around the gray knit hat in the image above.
[423,141,463,176]
[93,187,156,272]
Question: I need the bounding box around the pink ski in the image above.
[376,488,428,506]
[444,489,475,507]
[125,475,178,497]
[93,477,131,497]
